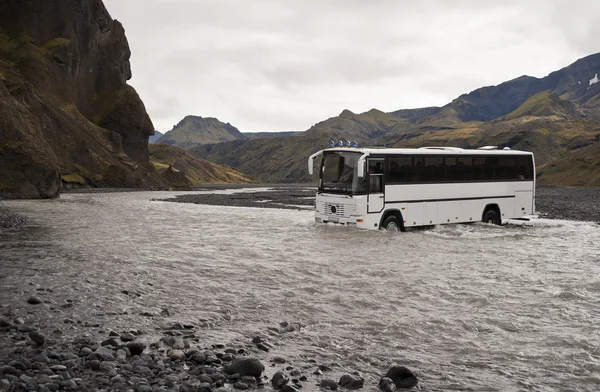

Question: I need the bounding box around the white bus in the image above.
[308,146,535,232]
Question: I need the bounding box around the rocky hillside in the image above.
[192,53,600,186]
[243,131,300,139]
[157,116,246,148]
[0,0,166,198]
[149,131,164,144]
[149,144,258,187]
[0,1,257,198]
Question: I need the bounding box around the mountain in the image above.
[149,144,258,186]
[0,0,166,198]
[243,131,300,139]
[149,131,164,144]
[191,53,600,186]
[157,116,246,148]
[423,53,600,125]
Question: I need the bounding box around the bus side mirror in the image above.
[357,154,367,177]
[308,151,323,175]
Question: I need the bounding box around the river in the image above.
[1,190,599,391]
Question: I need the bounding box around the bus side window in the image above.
[517,156,533,180]
[473,157,486,181]
[368,161,383,193]
[413,157,424,182]
[446,157,458,181]
[500,156,517,180]
[457,157,472,181]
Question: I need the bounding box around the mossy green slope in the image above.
[150,144,258,185]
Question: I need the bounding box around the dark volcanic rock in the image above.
[320,379,339,390]
[126,342,146,356]
[224,357,264,377]
[27,296,42,305]
[271,371,289,389]
[385,366,418,389]
[29,331,46,346]
[339,374,364,389]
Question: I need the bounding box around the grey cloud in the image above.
[105,0,599,132]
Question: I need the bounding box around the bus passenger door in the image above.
[367,159,385,213]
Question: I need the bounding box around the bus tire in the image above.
[382,216,402,233]
[482,209,501,225]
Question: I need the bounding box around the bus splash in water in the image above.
[308,145,535,232]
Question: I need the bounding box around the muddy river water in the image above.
[1,190,600,391]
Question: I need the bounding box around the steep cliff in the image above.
[0,0,164,198]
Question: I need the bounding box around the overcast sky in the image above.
[103,0,599,133]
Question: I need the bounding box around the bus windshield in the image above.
[319,151,366,195]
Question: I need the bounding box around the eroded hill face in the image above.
[0,0,164,198]
[192,53,600,187]
[157,116,247,149]
[149,144,258,186]
[0,0,259,198]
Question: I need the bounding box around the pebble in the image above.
[225,357,265,378]
[320,379,338,390]
[27,296,42,305]
[29,331,46,346]
[0,379,10,390]
[338,374,364,389]
[385,365,418,389]
[272,371,289,388]
[121,332,136,342]
[167,350,185,361]
[101,338,119,347]
[127,342,146,356]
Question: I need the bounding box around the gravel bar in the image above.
[159,186,600,223]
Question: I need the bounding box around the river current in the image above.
[1,190,599,391]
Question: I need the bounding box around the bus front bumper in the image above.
[314,214,379,230]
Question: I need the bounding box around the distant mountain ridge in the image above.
[157,115,246,148]
[149,130,164,144]
[191,52,600,187]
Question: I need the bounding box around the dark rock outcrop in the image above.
[0,0,165,198]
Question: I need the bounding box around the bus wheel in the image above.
[482,209,501,225]
[382,216,401,233]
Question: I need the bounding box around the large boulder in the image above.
[224,357,264,378]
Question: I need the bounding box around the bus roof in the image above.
[321,146,533,156]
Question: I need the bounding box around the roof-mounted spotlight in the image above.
[345,140,351,147]
[351,141,358,148]
[329,139,335,147]
[337,140,344,147]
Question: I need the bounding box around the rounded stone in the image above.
[120,332,136,342]
[225,357,265,378]
[127,342,146,356]
[338,374,364,389]
[271,371,289,389]
[27,296,42,305]
[385,366,418,389]
[167,350,185,361]
[379,377,396,392]
[320,379,338,390]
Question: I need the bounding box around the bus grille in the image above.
[316,201,355,217]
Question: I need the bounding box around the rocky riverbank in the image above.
[157,189,316,211]
[534,187,600,223]
[0,309,416,392]
[0,208,28,230]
